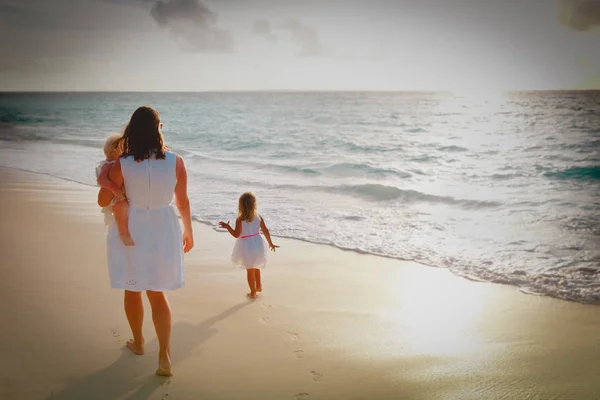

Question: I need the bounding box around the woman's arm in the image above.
[174,155,194,253]
[260,216,279,251]
[219,217,242,238]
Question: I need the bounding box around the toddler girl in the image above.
[219,192,279,299]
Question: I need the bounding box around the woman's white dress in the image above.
[231,217,268,269]
[107,151,184,291]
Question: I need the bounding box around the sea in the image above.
[0,91,599,304]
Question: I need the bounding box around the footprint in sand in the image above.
[294,393,310,399]
[310,371,323,383]
[111,329,121,343]
[261,316,272,324]
[287,331,299,340]
[293,350,304,359]
[261,302,273,309]
[160,379,171,400]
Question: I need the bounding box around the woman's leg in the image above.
[246,268,257,299]
[124,290,145,354]
[146,290,173,376]
[254,269,262,292]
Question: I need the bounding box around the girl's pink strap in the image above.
[241,232,260,239]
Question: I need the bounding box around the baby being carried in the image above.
[96,133,134,246]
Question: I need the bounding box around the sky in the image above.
[0,0,600,91]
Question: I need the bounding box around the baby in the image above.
[96,133,134,246]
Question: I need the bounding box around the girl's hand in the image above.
[269,243,280,252]
[218,221,230,229]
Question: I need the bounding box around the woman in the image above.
[98,106,193,377]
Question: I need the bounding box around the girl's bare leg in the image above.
[246,269,257,299]
[124,290,145,355]
[254,269,262,292]
[146,290,173,376]
[113,200,134,246]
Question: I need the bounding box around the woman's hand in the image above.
[269,243,280,252]
[183,230,194,253]
[218,221,230,229]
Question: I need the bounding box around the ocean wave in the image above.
[323,163,412,178]
[438,145,468,152]
[183,151,318,175]
[452,262,600,305]
[0,110,49,125]
[278,165,319,175]
[341,142,403,153]
[543,165,600,181]
[183,151,411,179]
[324,183,500,207]
[490,173,524,180]
[410,155,437,162]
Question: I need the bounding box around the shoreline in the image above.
[0,164,593,306]
[3,166,600,399]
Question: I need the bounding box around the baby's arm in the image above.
[97,162,121,195]
[260,216,279,251]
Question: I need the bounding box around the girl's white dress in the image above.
[106,152,184,291]
[232,217,268,269]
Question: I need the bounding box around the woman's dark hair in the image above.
[121,106,167,161]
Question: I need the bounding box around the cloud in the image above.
[281,18,324,57]
[252,19,277,42]
[148,0,233,52]
[558,0,600,31]
[252,18,324,57]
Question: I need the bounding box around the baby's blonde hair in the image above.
[104,133,123,159]
[238,192,257,223]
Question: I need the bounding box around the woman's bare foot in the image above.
[256,285,262,293]
[247,292,257,300]
[126,338,144,355]
[156,355,173,377]
[120,233,135,246]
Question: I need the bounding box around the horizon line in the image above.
[1,89,599,94]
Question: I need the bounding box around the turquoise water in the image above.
[1,91,599,303]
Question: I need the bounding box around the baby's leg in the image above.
[254,269,262,292]
[112,200,134,246]
[246,268,257,299]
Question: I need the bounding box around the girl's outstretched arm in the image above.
[219,217,242,238]
[260,216,279,251]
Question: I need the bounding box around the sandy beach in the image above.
[2,166,600,400]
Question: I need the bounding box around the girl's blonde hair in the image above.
[238,192,257,223]
[104,133,123,158]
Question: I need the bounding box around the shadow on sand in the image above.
[46,301,250,400]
